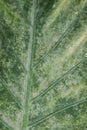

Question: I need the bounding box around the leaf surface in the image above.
[0,0,87,130]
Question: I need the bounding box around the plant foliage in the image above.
[0,0,87,130]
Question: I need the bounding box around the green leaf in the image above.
[0,0,87,130]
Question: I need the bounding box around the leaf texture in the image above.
[0,0,87,130]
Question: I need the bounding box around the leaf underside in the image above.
[0,0,87,130]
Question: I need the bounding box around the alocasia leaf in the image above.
[0,0,87,130]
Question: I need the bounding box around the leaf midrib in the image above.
[21,0,37,130]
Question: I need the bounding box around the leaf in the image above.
[0,0,87,130]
